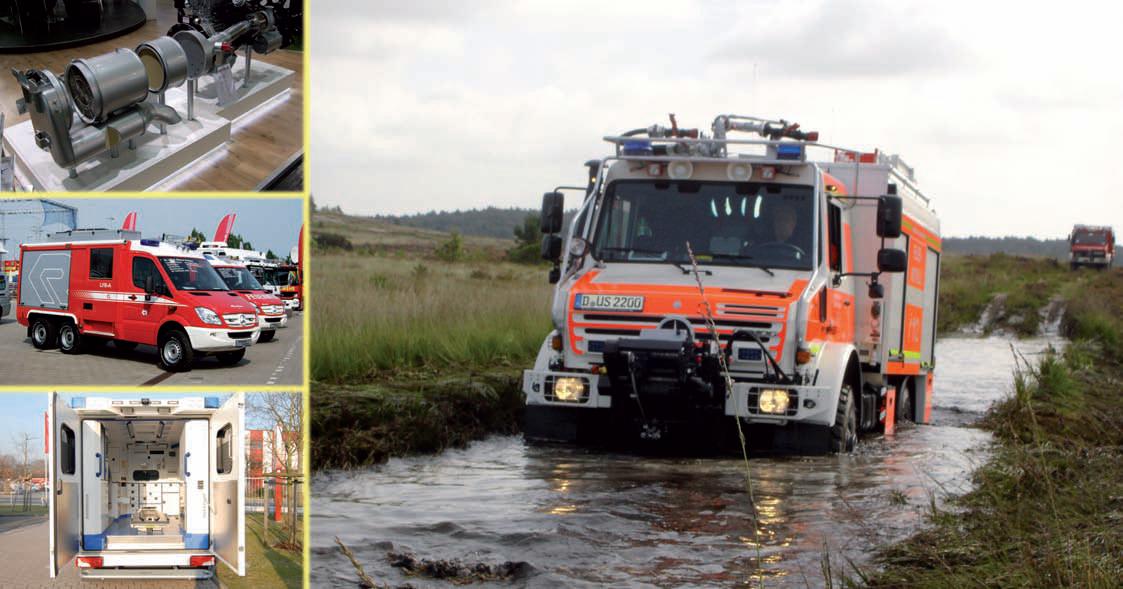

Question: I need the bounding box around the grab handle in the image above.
[184,452,191,478]
[95,453,102,478]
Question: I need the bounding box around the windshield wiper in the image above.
[694,252,775,276]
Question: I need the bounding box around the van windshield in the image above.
[216,266,265,291]
[159,257,229,291]
[592,180,815,271]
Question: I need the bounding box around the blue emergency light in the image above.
[622,140,653,156]
[140,239,160,246]
[776,143,804,160]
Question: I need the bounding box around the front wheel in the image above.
[258,330,275,343]
[830,384,858,453]
[895,379,914,424]
[58,323,82,355]
[30,317,58,350]
[215,349,246,366]
[158,328,195,372]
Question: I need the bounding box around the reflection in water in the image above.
[312,337,1059,588]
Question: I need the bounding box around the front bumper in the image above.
[185,325,260,352]
[523,369,834,426]
[259,313,289,330]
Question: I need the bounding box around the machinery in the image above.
[9,1,284,179]
[1068,224,1114,270]
[47,393,245,579]
[523,114,942,454]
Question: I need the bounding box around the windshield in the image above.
[1073,231,1108,245]
[216,266,265,291]
[158,257,230,291]
[592,180,815,270]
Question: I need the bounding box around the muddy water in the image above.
[312,337,1061,588]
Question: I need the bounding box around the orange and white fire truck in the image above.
[16,229,261,371]
[1068,224,1114,270]
[523,115,941,453]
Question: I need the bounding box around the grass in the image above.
[217,516,303,589]
[0,504,46,516]
[861,269,1123,587]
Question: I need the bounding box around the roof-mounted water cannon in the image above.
[711,115,819,158]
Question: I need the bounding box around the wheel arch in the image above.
[813,342,862,418]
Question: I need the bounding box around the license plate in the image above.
[575,294,644,312]
[234,338,251,348]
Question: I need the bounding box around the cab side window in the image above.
[132,257,167,292]
[60,425,75,475]
[827,203,842,273]
[215,424,233,474]
[89,248,113,279]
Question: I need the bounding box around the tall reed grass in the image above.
[312,254,554,383]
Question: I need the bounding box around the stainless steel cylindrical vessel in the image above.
[64,48,149,124]
[173,29,215,79]
[136,36,189,93]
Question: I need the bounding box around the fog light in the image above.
[758,389,790,414]
[553,377,587,402]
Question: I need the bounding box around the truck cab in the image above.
[1069,225,1114,270]
[47,393,245,579]
[523,115,941,453]
[17,230,261,371]
[207,255,288,341]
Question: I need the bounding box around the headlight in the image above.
[552,377,587,402]
[195,307,222,325]
[758,389,790,414]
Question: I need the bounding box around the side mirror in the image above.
[541,234,562,261]
[877,248,907,273]
[876,195,903,238]
[548,267,561,284]
[540,192,564,234]
[144,275,155,295]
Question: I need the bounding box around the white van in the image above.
[47,393,245,579]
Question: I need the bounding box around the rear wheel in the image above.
[830,384,858,453]
[216,349,246,366]
[895,378,915,424]
[259,329,275,343]
[58,323,82,354]
[30,317,57,350]
[158,328,194,372]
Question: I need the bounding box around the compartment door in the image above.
[80,420,107,549]
[182,420,210,550]
[48,393,80,578]
[211,393,245,576]
[20,249,71,309]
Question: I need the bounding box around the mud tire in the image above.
[896,378,915,424]
[830,384,858,453]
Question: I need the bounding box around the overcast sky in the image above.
[311,1,1123,238]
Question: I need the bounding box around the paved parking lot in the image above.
[0,314,303,387]
[3,519,220,588]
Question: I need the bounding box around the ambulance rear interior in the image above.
[49,394,244,579]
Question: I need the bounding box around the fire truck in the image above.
[1068,225,1114,270]
[16,229,260,372]
[523,115,941,453]
[205,254,287,341]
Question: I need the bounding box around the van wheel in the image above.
[30,318,58,350]
[259,330,275,343]
[896,379,915,424]
[216,349,246,366]
[158,328,194,372]
[58,323,83,354]
[113,340,138,352]
[830,384,858,453]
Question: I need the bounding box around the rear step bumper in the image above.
[81,567,213,579]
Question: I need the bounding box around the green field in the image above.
[217,516,303,589]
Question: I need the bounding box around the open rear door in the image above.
[48,392,81,578]
[210,393,245,576]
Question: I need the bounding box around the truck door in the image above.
[80,420,109,549]
[119,256,173,346]
[48,393,80,578]
[182,420,210,550]
[211,393,245,576]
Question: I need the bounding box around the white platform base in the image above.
[166,56,295,122]
[3,114,230,192]
[1,59,293,192]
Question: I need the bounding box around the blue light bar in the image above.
[140,239,160,246]
[622,140,653,156]
[204,397,220,409]
[776,143,804,160]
